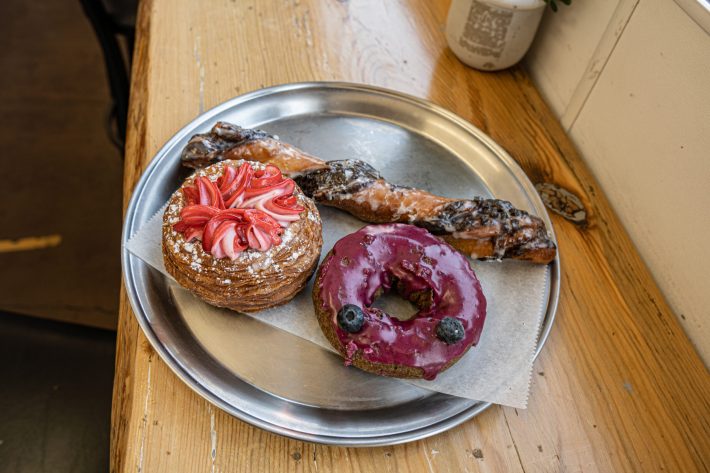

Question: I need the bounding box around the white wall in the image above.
[527,0,710,364]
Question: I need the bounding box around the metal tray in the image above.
[122,82,560,446]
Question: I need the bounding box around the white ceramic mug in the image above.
[446,0,546,71]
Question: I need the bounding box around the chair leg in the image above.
[78,0,130,152]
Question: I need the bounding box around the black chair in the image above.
[79,0,138,152]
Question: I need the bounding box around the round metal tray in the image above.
[122,82,560,446]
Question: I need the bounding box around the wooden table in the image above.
[113,0,710,471]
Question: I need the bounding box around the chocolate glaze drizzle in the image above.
[294,161,554,260]
[294,159,402,199]
[180,123,557,263]
[181,122,272,169]
[422,198,555,260]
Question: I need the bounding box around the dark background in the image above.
[0,0,124,471]
[0,0,123,328]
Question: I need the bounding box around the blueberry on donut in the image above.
[312,223,487,380]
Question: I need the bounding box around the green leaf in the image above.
[544,0,571,11]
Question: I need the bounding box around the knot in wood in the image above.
[535,183,587,224]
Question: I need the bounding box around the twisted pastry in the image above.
[181,122,556,264]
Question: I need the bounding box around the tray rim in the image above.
[121,81,561,446]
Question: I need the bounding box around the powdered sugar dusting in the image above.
[162,160,323,310]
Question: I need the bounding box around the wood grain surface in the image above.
[112,0,710,472]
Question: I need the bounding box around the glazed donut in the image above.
[312,223,487,380]
[163,160,322,312]
[180,122,556,264]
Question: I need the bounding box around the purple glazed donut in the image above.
[312,223,487,380]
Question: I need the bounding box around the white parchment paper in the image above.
[125,204,549,408]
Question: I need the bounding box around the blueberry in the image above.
[337,304,365,333]
[436,317,465,344]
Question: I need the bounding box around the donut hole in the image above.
[370,277,433,322]
[371,291,419,321]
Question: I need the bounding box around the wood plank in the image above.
[112,0,710,472]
